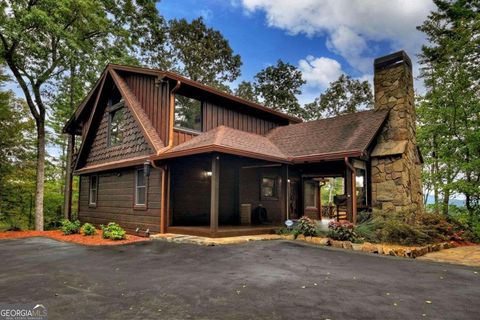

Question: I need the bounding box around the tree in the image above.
[0,0,167,230]
[303,74,373,120]
[234,81,258,103]
[167,17,242,90]
[253,59,305,117]
[417,0,480,216]
[0,68,36,229]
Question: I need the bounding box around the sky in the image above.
[158,0,436,104]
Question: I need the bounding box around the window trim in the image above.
[134,168,148,210]
[107,101,125,147]
[88,175,98,207]
[260,176,278,201]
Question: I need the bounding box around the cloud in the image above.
[298,55,343,88]
[240,0,435,72]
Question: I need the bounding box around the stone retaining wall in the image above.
[291,234,453,258]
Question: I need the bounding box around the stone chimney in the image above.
[370,51,423,213]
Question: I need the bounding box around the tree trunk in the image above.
[63,134,74,220]
[35,120,46,231]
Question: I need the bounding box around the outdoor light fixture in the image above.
[204,171,213,178]
[143,160,151,177]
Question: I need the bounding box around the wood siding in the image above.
[121,72,170,143]
[78,167,162,233]
[84,102,152,166]
[203,101,280,135]
[172,128,198,146]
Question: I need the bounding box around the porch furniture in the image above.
[333,195,348,221]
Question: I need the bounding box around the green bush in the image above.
[379,219,431,245]
[60,219,81,235]
[101,222,126,240]
[328,221,359,242]
[81,223,97,236]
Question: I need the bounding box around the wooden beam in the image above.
[160,166,168,234]
[344,157,358,223]
[210,154,220,235]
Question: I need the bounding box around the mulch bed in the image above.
[0,230,150,246]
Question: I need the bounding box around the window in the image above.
[304,180,318,208]
[108,103,125,146]
[174,95,202,131]
[89,176,98,206]
[135,168,147,206]
[261,176,277,199]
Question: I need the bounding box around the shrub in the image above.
[101,222,126,240]
[81,223,97,236]
[296,216,318,237]
[60,219,81,235]
[379,219,431,245]
[328,221,359,242]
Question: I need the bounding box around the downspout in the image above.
[344,157,358,224]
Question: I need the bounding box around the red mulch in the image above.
[0,230,150,246]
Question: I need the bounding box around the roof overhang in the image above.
[74,155,150,175]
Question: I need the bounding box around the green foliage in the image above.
[355,210,477,246]
[417,0,480,216]
[60,219,81,235]
[253,59,306,117]
[101,222,126,240]
[304,74,373,120]
[81,223,97,236]
[235,81,258,103]
[167,17,242,90]
[327,221,359,242]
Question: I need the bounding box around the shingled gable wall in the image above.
[370,51,423,213]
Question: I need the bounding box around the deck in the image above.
[166,225,281,238]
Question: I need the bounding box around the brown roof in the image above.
[155,110,388,163]
[268,110,388,161]
[159,126,288,163]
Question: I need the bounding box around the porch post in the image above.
[344,157,358,223]
[63,133,75,220]
[210,154,220,235]
[345,166,353,221]
[160,165,169,234]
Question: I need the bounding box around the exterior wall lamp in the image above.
[144,160,151,177]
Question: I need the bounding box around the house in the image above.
[63,50,423,237]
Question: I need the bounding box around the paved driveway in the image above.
[0,238,479,320]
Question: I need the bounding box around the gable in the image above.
[73,70,165,172]
[83,102,153,167]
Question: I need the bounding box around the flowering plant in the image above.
[328,221,358,241]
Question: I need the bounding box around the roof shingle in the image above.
[156,110,388,163]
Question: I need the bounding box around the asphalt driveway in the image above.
[0,238,479,320]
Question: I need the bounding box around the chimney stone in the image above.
[370,51,423,214]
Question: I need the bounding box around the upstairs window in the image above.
[108,101,125,146]
[135,168,147,207]
[89,175,98,206]
[174,95,202,131]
